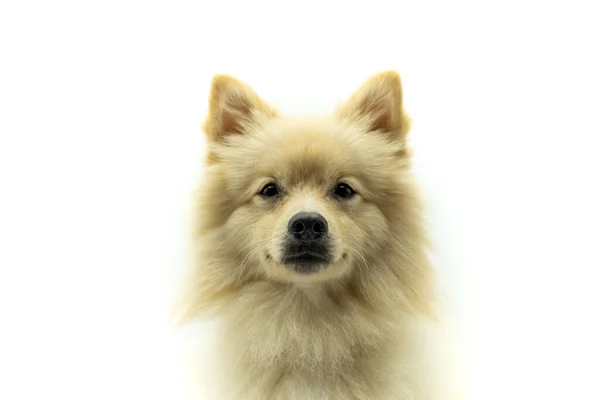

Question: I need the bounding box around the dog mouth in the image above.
[283,252,329,274]
[283,253,329,274]
[265,240,336,275]
[284,252,329,264]
[265,249,348,276]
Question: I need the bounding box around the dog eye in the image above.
[333,183,355,199]
[259,183,279,198]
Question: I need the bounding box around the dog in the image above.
[173,71,456,399]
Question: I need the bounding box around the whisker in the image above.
[236,243,271,287]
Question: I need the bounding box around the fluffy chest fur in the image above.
[212,282,428,400]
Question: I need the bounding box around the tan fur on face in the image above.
[174,72,441,399]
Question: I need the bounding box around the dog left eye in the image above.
[259,183,280,198]
[333,183,355,199]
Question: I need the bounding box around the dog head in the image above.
[197,71,419,285]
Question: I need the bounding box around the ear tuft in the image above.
[203,75,275,142]
[339,70,411,140]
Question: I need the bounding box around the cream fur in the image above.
[174,71,456,399]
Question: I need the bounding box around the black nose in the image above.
[288,212,328,240]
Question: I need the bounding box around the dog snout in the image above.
[288,212,328,241]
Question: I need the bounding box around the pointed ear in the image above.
[338,71,411,140]
[203,75,276,142]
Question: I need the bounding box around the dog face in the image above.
[199,72,414,285]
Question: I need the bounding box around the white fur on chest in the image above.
[178,289,457,399]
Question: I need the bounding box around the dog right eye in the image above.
[259,183,279,198]
[333,183,356,199]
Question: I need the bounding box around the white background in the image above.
[1,1,599,399]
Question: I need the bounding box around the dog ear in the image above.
[339,71,411,141]
[203,75,276,142]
